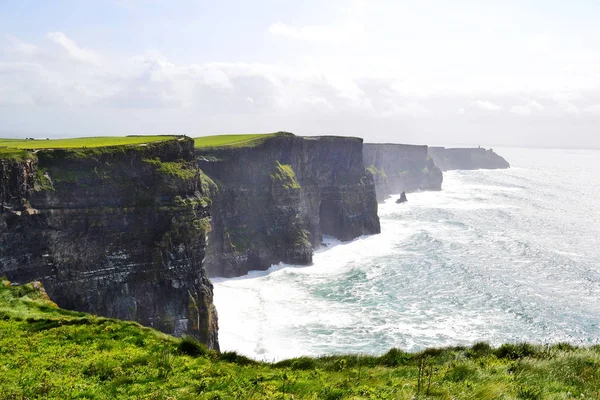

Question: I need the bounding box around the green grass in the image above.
[271,161,301,190]
[194,132,292,149]
[366,164,387,179]
[143,158,197,180]
[0,135,178,150]
[2,278,600,399]
[0,147,33,161]
[0,135,181,161]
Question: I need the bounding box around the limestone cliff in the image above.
[0,138,218,349]
[197,133,381,278]
[363,143,443,202]
[428,147,510,171]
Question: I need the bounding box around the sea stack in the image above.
[396,192,408,204]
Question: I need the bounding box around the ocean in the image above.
[213,147,600,361]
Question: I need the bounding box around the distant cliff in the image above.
[197,132,381,278]
[428,147,510,171]
[0,138,219,349]
[363,143,443,202]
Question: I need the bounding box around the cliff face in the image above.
[0,138,218,349]
[197,133,381,278]
[428,147,510,171]
[363,143,443,202]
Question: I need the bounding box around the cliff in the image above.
[196,132,381,278]
[428,147,510,171]
[0,137,218,349]
[363,143,443,202]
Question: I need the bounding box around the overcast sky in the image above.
[1,0,600,147]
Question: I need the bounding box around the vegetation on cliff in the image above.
[144,158,198,180]
[366,164,387,179]
[271,161,301,190]
[2,279,599,399]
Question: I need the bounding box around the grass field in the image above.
[0,135,177,150]
[2,278,600,399]
[0,135,180,161]
[193,132,291,149]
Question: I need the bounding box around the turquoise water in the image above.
[213,147,600,361]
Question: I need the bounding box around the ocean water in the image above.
[213,147,600,361]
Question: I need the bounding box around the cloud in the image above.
[3,32,600,146]
[268,22,362,42]
[583,104,600,115]
[510,100,544,115]
[46,32,101,65]
[382,102,432,118]
[2,35,41,57]
[562,102,581,117]
[470,100,503,111]
[510,106,532,115]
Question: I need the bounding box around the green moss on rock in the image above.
[34,167,54,192]
[143,158,197,180]
[366,164,387,179]
[271,162,300,190]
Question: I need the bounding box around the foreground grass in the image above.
[194,132,291,149]
[1,279,599,399]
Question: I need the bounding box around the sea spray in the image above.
[214,147,600,361]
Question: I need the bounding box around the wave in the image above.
[214,149,600,360]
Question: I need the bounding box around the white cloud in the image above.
[189,65,233,90]
[510,100,544,115]
[527,34,552,52]
[583,104,600,115]
[510,105,531,115]
[2,35,41,57]
[268,21,363,42]
[562,102,581,117]
[2,31,600,147]
[470,100,503,111]
[382,102,432,118]
[46,32,101,65]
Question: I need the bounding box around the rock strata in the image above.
[396,192,407,204]
[428,147,510,171]
[0,138,219,349]
[197,133,381,278]
[363,143,443,202]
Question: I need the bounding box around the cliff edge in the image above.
[196,132,381,277]
[428,147,510,171]
[0,137,219,349]
[363,143,443,202]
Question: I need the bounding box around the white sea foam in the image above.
[214,147,600,361]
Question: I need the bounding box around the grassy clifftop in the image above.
[2,279,599,399]
[0,136,178,149]
[194,132,293,149]
[0,135,182,161]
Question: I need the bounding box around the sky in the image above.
[1,0,600,147]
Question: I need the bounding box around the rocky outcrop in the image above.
[396,192,407,204]
[428,147,510,171]
[363,143,443,202]
[0,138,218,349]
[197,133,381,278]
